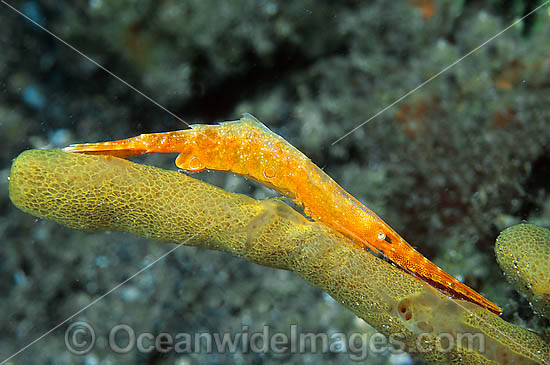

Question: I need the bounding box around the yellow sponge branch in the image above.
[496,224,550,318]
[8,149,550,364]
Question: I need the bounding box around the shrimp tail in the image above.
[63,130,189,158]
[63,141,147,158]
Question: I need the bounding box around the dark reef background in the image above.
[1,1,549,364]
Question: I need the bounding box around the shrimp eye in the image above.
[378,232,393,243]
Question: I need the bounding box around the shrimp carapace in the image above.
[64,113,502,315]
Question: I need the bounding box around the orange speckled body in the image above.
[64,114,501,315]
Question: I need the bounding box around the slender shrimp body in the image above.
[64,114,501,315]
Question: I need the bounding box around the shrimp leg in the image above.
[64,113,502,315]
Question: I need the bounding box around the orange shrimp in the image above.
[64,113,501,315]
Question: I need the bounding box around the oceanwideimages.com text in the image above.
[65,321,485,361]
